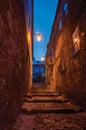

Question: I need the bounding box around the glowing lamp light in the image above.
[74,38,80,43]
[41,56,45,61]
[36,34,42,41]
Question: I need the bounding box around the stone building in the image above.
[46,0,86,108]
[33,61,45,82]
[0,0,33,129]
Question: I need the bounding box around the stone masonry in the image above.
[0,0,33,129]
[46,0,86,108]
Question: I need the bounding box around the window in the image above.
[59,20,62,31]
[64,3,68,16]
[72,26,80,56]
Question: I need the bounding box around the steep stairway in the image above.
[20,90,82,114]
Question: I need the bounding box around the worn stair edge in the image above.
[20,108,78,114]
[31,94,59,97]
[25,96,69,102]
[27,93,59,98]
[27,93,32,99]
[27,95,59,97]
[30,91,56,93]
[27,92,60,96]
[66,102,83,112]
[24,99,68,103]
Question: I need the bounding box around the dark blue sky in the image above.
[34,0,58,61]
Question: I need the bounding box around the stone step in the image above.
[20,102,82,114]
[25,96,68,103]
[20,108,76,114]
[65,102,83,112]
[30,87,55,93]
[31,92,58,97]
[27,93,59,98]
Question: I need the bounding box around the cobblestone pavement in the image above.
[12,84,86,130]
[12,112,86,130]
[12,98,86,130]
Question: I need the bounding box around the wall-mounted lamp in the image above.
[41,56,45,61]
[33,32,47,62]
[34,33,42,42]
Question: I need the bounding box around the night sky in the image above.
[34,0,59,61]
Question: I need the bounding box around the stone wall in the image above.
[0,0,32,129]
[55,0,86,107]
[47,0,86,108]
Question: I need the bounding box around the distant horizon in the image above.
[34,0,59,61]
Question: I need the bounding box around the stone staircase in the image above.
[20,86,82,114]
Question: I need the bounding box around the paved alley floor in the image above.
[12,83,86,130]
[12,112,86,130]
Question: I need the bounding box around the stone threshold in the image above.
[20,107,83,115]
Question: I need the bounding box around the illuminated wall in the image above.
[46,0,86,108]
[0,0,33,129]
[23,0,33,89]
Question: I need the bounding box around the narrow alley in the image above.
[12,83,86,130]
[0,0,86,130]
